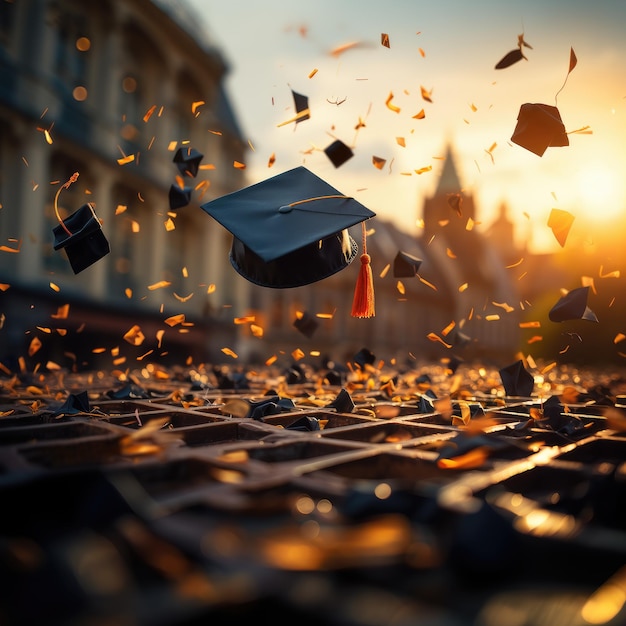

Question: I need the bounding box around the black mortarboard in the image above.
[393,250,422,277]
[511,103,569,156]
[352,347,376,369]
[499,360,534,397]
[548,286,598,323]
[168,184,193,210]
[173,146,204,177]
[293,311,319,338]
[200,166,375,288]
[291,89,310,123]
[324,139,354,167]
[53,203,110,274]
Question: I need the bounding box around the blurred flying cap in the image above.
[173,146,204,177]
[200,166,375,288]
[548,286,598,323]
[499,359,534,397]
[168,183,193,210]
[292,89,310,123]
[352,347,376,369]
[511,103,569,156]
[393,250,422,277]
[53,203,110,274]
[324,139,354,167]
[293,311,319,338]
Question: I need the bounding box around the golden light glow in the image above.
[575,163,626,222]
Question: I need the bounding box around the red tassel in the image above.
[351,223,375,318]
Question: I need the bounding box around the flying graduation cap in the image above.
[499,359,534,397]
[53,203,110,274]
[548,286,598,323]
[173,146,204,177]
[393,250,422,277]
[291,89,310,123]
[168,183,193,210]
[511,103,569,156]
[200,166,375,289]
[324,139,354,168]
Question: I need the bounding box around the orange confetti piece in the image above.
[221,347,238,359]
[413,109,425,119]
[291,348,305,361]
[519,321,541,328]
[50,282,60,292]
[156,329,164,348]
[492,301,514,313]
[419,276,437,291]
[380,264,390,278]
[28,337,42,356]
[427,332,452,349]
[123,325,145,346]
[125,288,132,298]
[50,304,70,319]
[143,105,157,122]
[599,266,620,279]
[396,281,406,295]
[165,314,185,327]
[418,47,425,57]
[173,292,194,302]
[115,204,127,215]
[458,283,469,293]
[117,154,135,165]
[265,355,278,366]
[437,447,489,469]
[396,137,406,147]
[234,316,256,324]
[547,208,574,247]
[207,284,216,294]
[130,219,140,233]
[614,333,626,344]
[372,156,386,170]
[308,68,318,78]
[44,129,53,144]
[164,217,175,231]
[233,161,246,169]
[420,85,433,102]
[414,166,432,175]
[385,92,401,113]
[381,33,390,48]
[446,248,456,259]
[147,281,171,290]
[250,324,264,338]
[485,314,500,321]
[268,153,276,167]
[441,321,456,336]
[540,361,557,374]
[506,258,524,268]
[527,335,543,344]
[192,100,205,115]
[329,41,361,57]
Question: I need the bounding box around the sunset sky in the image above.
[185,0,626,254]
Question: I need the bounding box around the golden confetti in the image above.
[50,304,70,319]
[28,337,42,356]
[485,314,500,321]
[143,105,157,122]
[148,281,171,290]
[123,325,145,346]
[614,333,626,344]
[396,137,406,147]
[165,314,185,327]
[413,109,426,119]
[419,276,437,291]
[233,161,246,169]
[427,332,452,349]
[173,292,193,302]
[381,33,390,48]
[372,156,386,170]
[117,154,135,165]
[191,100,205,115]
[221,347,238,359]
[308,68,318,78]
[164,217,175,231]
[396,281,405,295]
[385,92,401,113]
[420,85,433,102]
[291,348,305,360]
[49,282,60,292]
[250,324,264,338]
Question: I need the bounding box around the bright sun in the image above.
[575,164,626,222]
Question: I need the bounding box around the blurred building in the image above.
[0,0,524,374]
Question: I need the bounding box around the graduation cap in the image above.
[393,250,422,277]
[511,103,569,156]
[548,286,598,322]
[168,183,193,210]
[324,139,354,167]
[173,146,204,177]
[293,311,319,338]
[291,89,310,123]
[499,360,534,397]
[53,203,110,274]
[200,166,375,288]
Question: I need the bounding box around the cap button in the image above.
[278,204,293,213]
